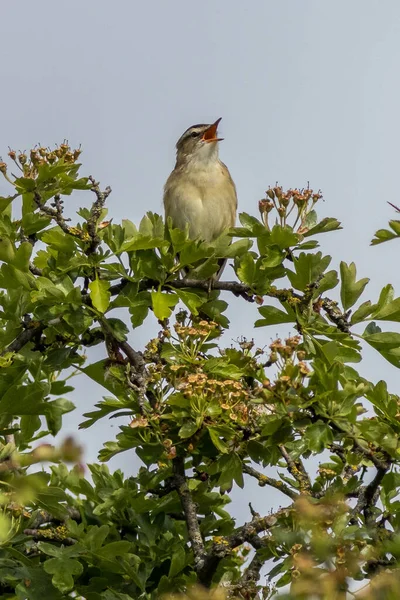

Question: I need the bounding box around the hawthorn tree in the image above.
[0,144,400,600]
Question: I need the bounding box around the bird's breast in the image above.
[164,164,237,243]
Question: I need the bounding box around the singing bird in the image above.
[163,118,237,277]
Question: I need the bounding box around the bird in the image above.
[163,118,237,279]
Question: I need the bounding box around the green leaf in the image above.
[340,262,369,310]
[373,297,400,322]
[189,256,220,279]
[286,252,332,291]
[12,241,33,272]
[317,270,339,294]
[121,234,166,252]
[389,219,400,235]
[36,487,69,519]
[41,228,76,253]
[208,425,233,453]
[15,565,64,600]
[203,358,244,380]
[374,284,395,310]
[371,227,398,245]
[303,217,342,237]
[363,331,400,350]
[304,421,333,452]
[0,382,48,415]
[200,298,229,327]
[15,177,37,193]
[236,253,256,285]
[0,264,35,290]
[351,301,374,325]
[80,360,124,395]
[238,212,265,235]
[22,212,52,235]
[222,238,253,258]
[151,290,178,319]
[269,225,299,249]
[276,570,292,588]
[43,556,83,593]
[179,421,199,439]
[169,545,186,578]
[0,238,15,263]
[215,454,241,490]
[105,318,129,342]
[89,279,110,313]
[95,540,133,559]
[364,321,381,335]
[363,331,400,367]
[129,293,151,328]
[179,240,212,266]
[0,195,15,215]
[255,305,295,327]
[301,209,318,230]
[174,289,205,315]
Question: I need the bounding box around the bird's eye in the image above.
[190,131,200,138]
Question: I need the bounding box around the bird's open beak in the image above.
[202,117,224,142]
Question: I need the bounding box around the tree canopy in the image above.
[0,144,400,599]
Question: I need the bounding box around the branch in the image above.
[310,411,390,471]
[172,456,206,572]
[24,527,76,545]
[166,278,255,302]
[224,512,279,550]
[34,192,72,235]
[198,508,288,587]
[320,297,350,333]
[3,322,44,355]
[120,342,148,415]
[350,437,390,471]
[364,465,388,507]
[329,443,362,482]
[119,340,145,374]
[350,464,389,524]
[237,549,264,594]
[28,507,81,528]
[279,445,312,494]
[29,263,43,276]
[86,177,112,254]
[107,277,255,302]
[243,463,298,500]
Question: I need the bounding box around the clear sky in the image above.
[2,1,400,525]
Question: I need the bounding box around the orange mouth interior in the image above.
[202,118,222,142]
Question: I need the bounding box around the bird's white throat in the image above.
[184,141,219,169]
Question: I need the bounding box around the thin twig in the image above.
[279,445,312,494]
[243,463,298,500]
[311,413,390,471]
[34,192,72,235]
[107,277,255,302]
[172,456,206,571]
[224,512,280,550]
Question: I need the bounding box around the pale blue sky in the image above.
[2,1,400,526]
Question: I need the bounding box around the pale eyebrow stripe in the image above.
[181,124,208,139]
